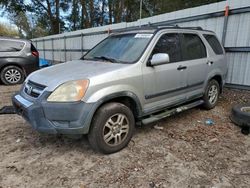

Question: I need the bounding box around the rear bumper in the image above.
[12,94,95,135]
[22,59,39,75]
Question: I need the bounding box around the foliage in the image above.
[0,22,19,37]
[0,0,225,38]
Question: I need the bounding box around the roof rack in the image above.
[157,25,203,30]
[157,24,179,28]
[179,26,203,30]
[111,24,205,34]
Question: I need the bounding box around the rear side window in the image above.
[152,33,181,63]
[31,43,37,52]
[181,34,207,61]
[0,40,25,52]
[203,34,224,55]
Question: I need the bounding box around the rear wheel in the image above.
[202,79,220,110]
[0,65,24,85]
[88,102,135,154]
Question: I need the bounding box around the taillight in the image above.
[32,51,39,57]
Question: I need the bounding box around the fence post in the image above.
[52,38,54,63]
[222,6,229,45]
[64,36,66,61]
[43,39,46,59]
[81,33,84,55]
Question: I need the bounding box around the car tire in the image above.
[230,104,250,128]
[202,79,220,110]
[0,65,24,85]
[88,102,135,154]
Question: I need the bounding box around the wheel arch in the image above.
[84,91,142,134]
[210,74,223,93]
[0,63,26,76]
[92,92,143,120]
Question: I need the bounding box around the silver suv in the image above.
[12,26,227,154]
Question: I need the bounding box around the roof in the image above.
[0,36,31,43]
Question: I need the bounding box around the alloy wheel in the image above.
[4,68,22,84]
[103,113,130,146]
[208,85,218,105]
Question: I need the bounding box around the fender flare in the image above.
[83,91,143,134]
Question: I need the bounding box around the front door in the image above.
[142,32,188,112]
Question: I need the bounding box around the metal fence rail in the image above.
[32,0,250,88]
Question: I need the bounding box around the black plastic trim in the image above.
[143,93,203,116]
[91,91,143,118]
[145,81,204,99]
[225,47,250,52]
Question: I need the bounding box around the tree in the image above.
[80,0,90,28]
[68,0,81,31]
[8,11,31,38]
[0,0,225,38]
[0,22,19,37]
[0,0,26,14]
[31,0,70,34]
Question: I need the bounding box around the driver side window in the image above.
[152,33,181,63]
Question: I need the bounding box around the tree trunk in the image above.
[72,0,78,30]
[45,0,60,34]
[89,0,94,27]
[101,0,106,26]
[80,0,90,28]
[108,0,113,24]
[55,0,60,33]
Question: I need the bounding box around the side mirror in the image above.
[150,53,170,66]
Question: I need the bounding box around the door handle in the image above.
[207,61,214,65]
[177,65,187,71]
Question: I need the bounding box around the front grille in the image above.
[24,80,46,98]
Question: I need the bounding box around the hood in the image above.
[27,60,128,91]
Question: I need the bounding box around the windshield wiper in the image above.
[93,56,118,63]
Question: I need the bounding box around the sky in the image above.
[0,9,12,25]
[0,0,31,27]
[0,9,7,21]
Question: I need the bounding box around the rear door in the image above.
[179,33,208,92]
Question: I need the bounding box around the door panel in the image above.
[147,62,187,99]
[180,33,208,89]
[142,33,188,111]
[185,59,207,87]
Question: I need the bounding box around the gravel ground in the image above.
[0,85,250,188]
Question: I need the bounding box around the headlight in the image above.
[47,80,89,102]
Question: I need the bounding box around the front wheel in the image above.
[88,102,135,154]
[202,79,220,110]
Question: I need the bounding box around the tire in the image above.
[241,127,250,135]
[88,102,135,154]
[202,79,220,110]
[230,104,250,128]
[0,65,24,85]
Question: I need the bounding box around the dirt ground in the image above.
[0,85,249,188]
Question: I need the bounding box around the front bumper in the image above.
[12,94,95,135]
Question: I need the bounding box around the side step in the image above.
[142,100,204,125]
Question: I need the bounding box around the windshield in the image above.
[83,33,153,64]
